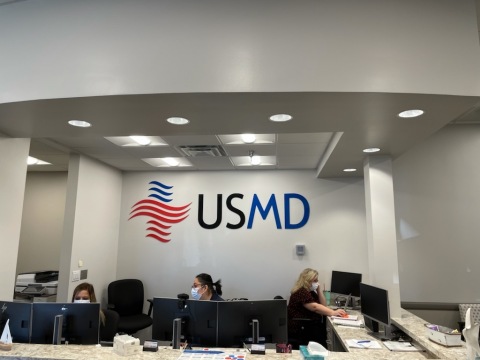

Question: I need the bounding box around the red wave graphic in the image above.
[130,205,190,218]
[147,234,171,243]
[146,227,170,236]
[128,211,189,224]
[129,185,191,243]
[132,199,191,211]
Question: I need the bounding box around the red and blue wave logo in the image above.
[129,181,191,243]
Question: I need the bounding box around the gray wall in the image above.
[394,124,480,304]
[1,0,479,104]
[17,172,67,275]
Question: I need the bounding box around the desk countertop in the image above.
[330,308,467,360]
[0,344,438,360]
[0,309,470,360]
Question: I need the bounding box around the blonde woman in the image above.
[287,268,346,347]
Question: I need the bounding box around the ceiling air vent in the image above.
[178,145,227,157]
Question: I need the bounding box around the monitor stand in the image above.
[364,318,402,341]
[53,314,63,345]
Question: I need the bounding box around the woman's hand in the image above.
[331,308,347,317]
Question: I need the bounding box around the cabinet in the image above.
[326,319,347,352]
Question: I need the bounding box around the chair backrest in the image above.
[100,309,120,341]
[459,304,480,324]
[108,279,145,316]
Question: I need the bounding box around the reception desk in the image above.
[0,309,469,360]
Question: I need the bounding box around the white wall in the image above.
[0,138,29,300]
[1,0,479,104]
[57,155,122,305]
[117,171,368,302]
[394,124,480,303]
[16,172,67,275]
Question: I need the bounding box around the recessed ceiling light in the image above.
[343,168,357,172]
[241,134,256,144]
[164,157,180,166]
[269,114,292,122]
[68,120,92,128]
[166,117,190,125]
[250,155,261,166]
[129,136,151,146]
[363,147,380,153]
[398,109,424,118]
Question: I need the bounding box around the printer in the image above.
[15,271,59,296]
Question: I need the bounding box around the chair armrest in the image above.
[107,303,115,310]
[147,299,153,317]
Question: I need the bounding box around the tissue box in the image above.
[425,324,462,347]
[299,342,328,360]
[113,334,142,356]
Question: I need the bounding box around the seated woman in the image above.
[72,282,98,303]
[288,268,346,347]
[72,282,115,341]
[191,273,224,301]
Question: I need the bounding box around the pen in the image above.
[357,340,371,343]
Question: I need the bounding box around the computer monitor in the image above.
[359,283,397,340]
[0,301,32,343]
[217,299,288,347]
[152,297,218,347]
[330,270,362,297]
[30,303,100,345]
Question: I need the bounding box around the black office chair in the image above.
[107,279,153,334]
[100,308,120,342]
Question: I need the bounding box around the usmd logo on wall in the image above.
[129,180,310,243]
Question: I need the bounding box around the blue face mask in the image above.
[191,287,202,300]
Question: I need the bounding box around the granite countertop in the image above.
[0,343,439,360]
[0,309,470,360]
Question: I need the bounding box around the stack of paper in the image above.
[332,318,364,327]
[383,341,424,352]
[346,339,382,349]
[331,314,358,321]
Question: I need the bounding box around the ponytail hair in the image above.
[196,273,222,296]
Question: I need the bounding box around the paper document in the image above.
[331,314,358,321]
[346,339,382,349]
[332,318,364,327]
[383,341,424,352]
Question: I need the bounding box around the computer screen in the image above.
[152,297,218,347]
[330,270,362,297]
[30,303,100,345]
[0,301,32,343]
[217,299,288,347]
[359,283,396,339]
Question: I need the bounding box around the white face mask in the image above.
[191,287,202,300]
[74,299,90,304]
[310,282,319,292]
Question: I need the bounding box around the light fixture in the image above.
[343,168,357,172]
[398,109,424,118]
[68,120,92,128]
[26,156,51,165]
[269,113,292,122]
[249,150,261,165]
[129,136,151,146]
[241,134,256,144]
[363,147,380,153]
[164,157,180,166]
[166,117,190,125]
[27,156,38,165]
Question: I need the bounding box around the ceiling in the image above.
[1,91,479,177]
